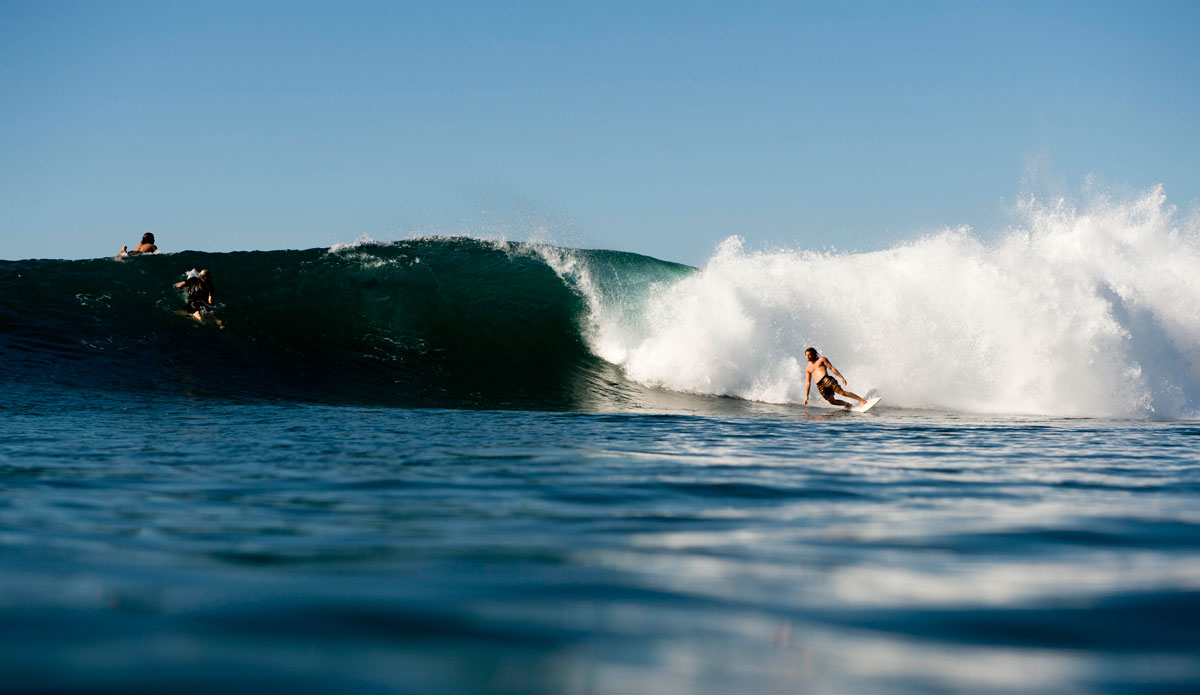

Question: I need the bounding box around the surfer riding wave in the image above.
[803,347,867,409]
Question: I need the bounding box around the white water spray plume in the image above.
[555,185,1199,418]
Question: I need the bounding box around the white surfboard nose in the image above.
[853,395,882,413]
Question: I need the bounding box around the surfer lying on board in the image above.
[803,347,867,409]
[174,268,221,326]
[120,233,158,256]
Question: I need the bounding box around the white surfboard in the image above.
[850,395,881,413]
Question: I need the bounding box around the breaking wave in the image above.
[2,186,1196,418]
[573,185,1199,418]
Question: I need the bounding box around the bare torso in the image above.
[806,357,833,382]
[121,242,158,256]
[803,354,865,407]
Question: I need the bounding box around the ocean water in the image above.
[2,189,1199,693]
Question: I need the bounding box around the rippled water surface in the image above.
[2,392,1199,693]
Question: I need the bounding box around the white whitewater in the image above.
[567,186,1200,418]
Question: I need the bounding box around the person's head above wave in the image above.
[119,233,157,257]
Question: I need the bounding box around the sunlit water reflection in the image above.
[2,395,1198,693]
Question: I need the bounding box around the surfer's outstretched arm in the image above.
[803,372,811,405]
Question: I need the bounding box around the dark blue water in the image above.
[3,386,1199,693]
[3,240,1198,691]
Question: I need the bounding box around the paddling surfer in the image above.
[803,347,867,409]
[120,233,158,256]
[174,268,222,327]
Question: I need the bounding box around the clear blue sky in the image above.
[2,0,1197,264]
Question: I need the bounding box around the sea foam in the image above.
[570,186,1200,418]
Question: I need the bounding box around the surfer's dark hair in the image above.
[804,347,818,358]
[141,233,155,244]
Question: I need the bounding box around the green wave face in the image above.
[0,238,693,409]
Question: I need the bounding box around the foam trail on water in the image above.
[579,186,1200,418]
